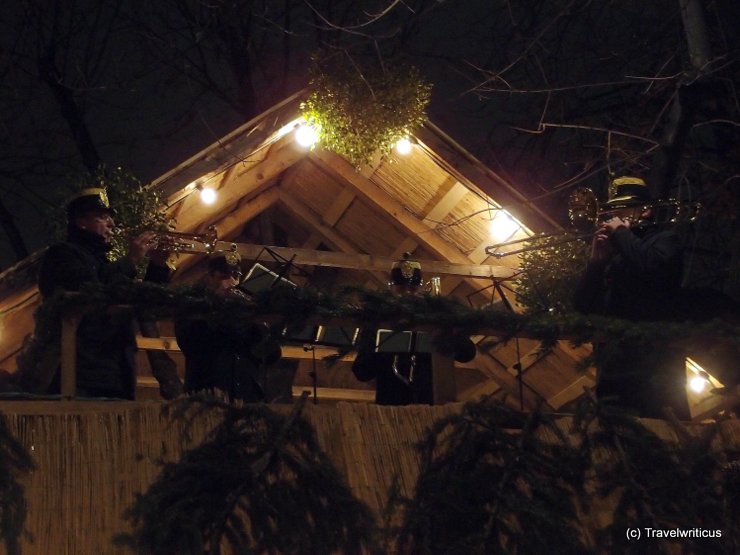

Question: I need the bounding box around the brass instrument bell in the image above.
[486,179,702,258]
[152,225,219,254]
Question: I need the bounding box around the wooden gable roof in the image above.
[141,91,594,410]
[2,90,594,412]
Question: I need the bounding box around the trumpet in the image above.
[151,225,219,254]
[485,188,702,258]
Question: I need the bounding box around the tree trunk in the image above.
[649,0,713,199]
[38,46,102,174]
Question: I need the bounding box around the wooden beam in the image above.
[60,314,81,398]
[135,336,182,352]
[691,385,740,421]
[414,122,561,230]
[216,186,281,238]
[227,243,515,279]
[278,192,388,287]
[547,376,594,409]
[311,150,465,261]
[291,386,375,402]
[282,345,356,361]
[422,181,468,226]
[172,188,281,277]
[171,135,307,233]
[279,193,362,255]
[308,151,516,291]
[322,188,356,226]
[460,351,551,410]
[390,237,419,259]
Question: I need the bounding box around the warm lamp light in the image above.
[395,137,413,155]
[199,186,217,205]
[685,359,721,396]
[295,123,320,148]
[689,375,707,393]
[489,211,519,243]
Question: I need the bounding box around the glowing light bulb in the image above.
[689,375,707,393]
[489,212,519,243]
[395,137,412,155]
[295,123,320,148]
[200,187,217,205]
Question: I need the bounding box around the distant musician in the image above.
[352,253,475,405]
[573,176,690,419]
[175,253,282,402]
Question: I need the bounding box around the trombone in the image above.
[485,188,702,259]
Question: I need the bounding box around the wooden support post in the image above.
[60,313,81,398]
[432,351,457,404]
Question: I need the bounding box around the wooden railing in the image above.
[58,307,458,404]
[55,301,740,421]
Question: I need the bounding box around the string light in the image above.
[489,211,520,243]
[199,186,217,205]
[295,123,320,148]
[395,137,413,155]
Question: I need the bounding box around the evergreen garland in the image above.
[0,415,35,555]
[13,280,740,394]
[301,54,432,168]
[515,233,591,315]
[114,394,380,555]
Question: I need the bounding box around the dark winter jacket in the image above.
[37,227,170,397]
[573,226,689,419]
[175,295,282,402]
[573,227,683,321]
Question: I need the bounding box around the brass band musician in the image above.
[573,177,690,419]
[352,254,476,405]
[33,188,174,398]
[174,252,282,402]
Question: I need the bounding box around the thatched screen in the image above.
[1,400,738,554]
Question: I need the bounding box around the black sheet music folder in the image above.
[375,330,433,353]
[238,263,297,295]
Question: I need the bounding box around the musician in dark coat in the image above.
[36,188,172,398]
[175,254,282,402]
[352,253,476,405]
[573,177,690,419]
[352,330,476,405]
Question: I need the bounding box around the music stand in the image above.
[465,276,525,409]
[239,262,297,296]
[244,246,311,290]
[239,256,358,403]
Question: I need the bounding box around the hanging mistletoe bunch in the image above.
[301,54,432,167]
[49,165,173,261]
[514,233,590,315]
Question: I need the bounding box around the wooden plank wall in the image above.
[0,401,737,555]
